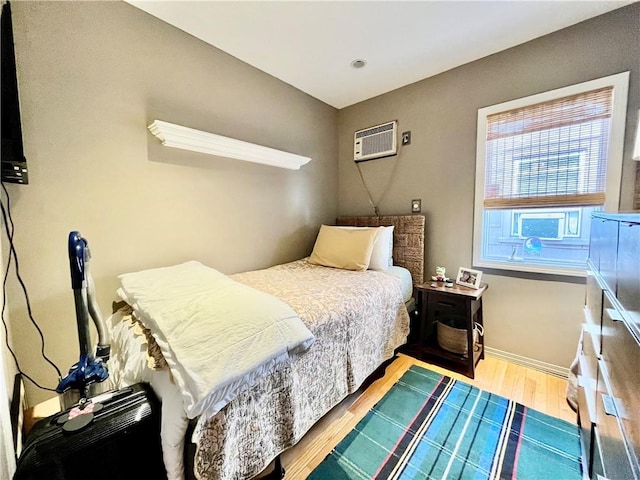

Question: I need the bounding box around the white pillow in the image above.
[308,225,380,271]
[370,226,394,270]
[336,225,394,271]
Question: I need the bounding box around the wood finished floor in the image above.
[266,353,577,480]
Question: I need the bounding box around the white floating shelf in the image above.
[148,120,311,170]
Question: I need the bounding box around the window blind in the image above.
[484,86,613,209]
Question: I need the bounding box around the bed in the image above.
[105,214,425,480]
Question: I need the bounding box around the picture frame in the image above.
[456,267,483,289]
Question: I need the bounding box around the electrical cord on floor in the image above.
[1,181,61,391]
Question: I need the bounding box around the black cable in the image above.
[1,184,62,378]
[0,181,61,391]
[1,248,56,391]
[354,143,405,217]
[355,161,380,216]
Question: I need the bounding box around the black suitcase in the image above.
[14,383,166,480]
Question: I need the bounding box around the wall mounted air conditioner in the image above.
[354,120,397,162]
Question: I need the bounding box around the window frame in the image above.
[473,72,629,276]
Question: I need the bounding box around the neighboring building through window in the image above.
[473,72,629,276]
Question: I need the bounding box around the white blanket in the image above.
[117,260,315,420]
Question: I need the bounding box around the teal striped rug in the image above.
[309,365,582,480]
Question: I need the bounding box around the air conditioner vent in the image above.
[354,120,397,162]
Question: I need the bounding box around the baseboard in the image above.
[484,347,570,379]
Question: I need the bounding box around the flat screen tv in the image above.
[1,1,28,184]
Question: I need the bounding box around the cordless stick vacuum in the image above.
[56,231,110,412]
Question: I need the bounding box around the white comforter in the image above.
[117,260,315,420]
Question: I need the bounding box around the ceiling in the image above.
[127,1,634,109]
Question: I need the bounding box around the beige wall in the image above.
[338,4,639,369]
[2,1,338,408]
[3,0,638,434]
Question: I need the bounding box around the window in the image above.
[473,72,629,276]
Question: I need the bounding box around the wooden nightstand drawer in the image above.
[427,294,468,317]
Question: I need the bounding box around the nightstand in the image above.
[412,282,488,378]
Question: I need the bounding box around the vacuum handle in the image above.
[68,231,86,290]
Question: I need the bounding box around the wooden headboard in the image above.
[336,215,425,285]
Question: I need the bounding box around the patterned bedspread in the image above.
[108,259,410,480]
[191,259,409,479]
